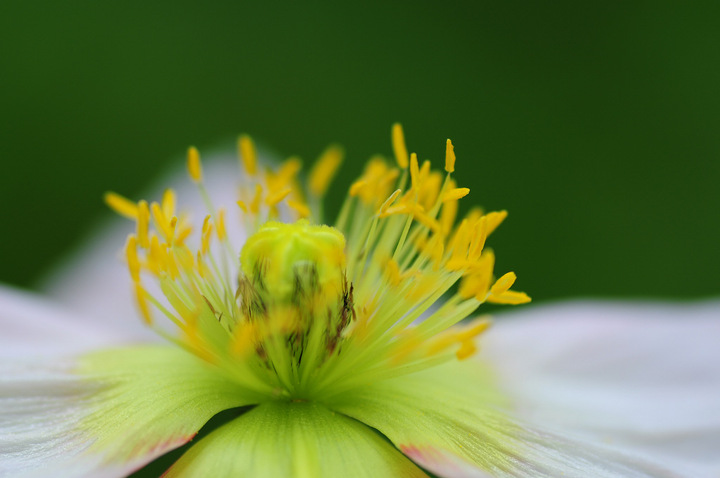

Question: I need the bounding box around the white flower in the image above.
[1,129,718,477]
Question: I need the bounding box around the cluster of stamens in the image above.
[105,125,530,400]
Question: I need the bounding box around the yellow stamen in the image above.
[490,271,517,296]
[238,134,257,175]
[426,318,490,360]
[151,202,174,242]
[468,216,488,260]
[147,234,165,275]
[349,179,368,197]
[409,153,419,188]
[216,208,227,240]
[458,318,491,341]
[250,184,263,214]
[389,330,422,364]
[407,271,440,301]
[136,200,150,248]
[418,171,442,209]
[134,283,152,325]
[445,139,456,173]
[309,145,344,196]
[104,192,138,219]
[386,258,403,287]
[414,211,441,233]
[196,251,209,278]
[349,158,400,206]
[162,189,176,219]
[273,158,302,190]
[125,234,141,282]
[458,251,494,300]
[168,217,178,247]
[442,187,470,202]
[162,280,195,321]
[230,321,257,358]
[488,290,532,305]
[266,187,292,207]
[165,250,180,280]
[287,199,311,218]
[201,215,211,233]
[485,210,508,235]
[379,189,402,215]
[458,274,480,300]
[392,123,409,169]
[184,323,215,364]
[175,245,195,271]
[425,233,445,268]
[419,160,431,182]
[439,186,458,235]
[201,217,213,254]
[236,200,248,213]
[465,207,484,223]
[447,219,471,268]
[187,146,202,182]
[379,201,423,218]
[175,223,193,245]
[456,340,476,360]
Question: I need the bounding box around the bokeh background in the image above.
[2,1,719,302]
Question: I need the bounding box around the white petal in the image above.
[39,156,248,332]
[1,345,259,478]
[481,300,720,476]
[0,285,145,358]
[331,358,690,478]
[0,359,128,478]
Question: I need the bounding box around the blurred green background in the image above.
[2,1,718,302]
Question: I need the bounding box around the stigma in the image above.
[238,221,355,365]
[240,221,346,306]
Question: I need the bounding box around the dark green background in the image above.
[2,1,719,302]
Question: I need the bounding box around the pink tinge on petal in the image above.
[400,444,493,478]
[121,432,198,477]
[399,445,440,467]
[131,432,197,464]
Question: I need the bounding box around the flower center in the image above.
[106,124,532,400]
[239,220,346,308]
[236,221,356,382]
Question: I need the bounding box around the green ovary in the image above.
[239,220,347,303]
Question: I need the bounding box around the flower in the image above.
[2,126,719,477]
